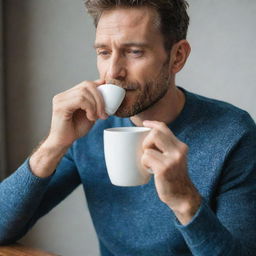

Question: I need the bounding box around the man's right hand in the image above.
[29,79,108,178]
[47,79,108,148]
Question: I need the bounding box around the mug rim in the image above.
[104,127,151,133]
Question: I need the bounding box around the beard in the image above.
[107,62,170,118]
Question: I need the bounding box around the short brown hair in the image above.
[85,0,189,50]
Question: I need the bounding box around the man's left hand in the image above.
[142,120,201,225]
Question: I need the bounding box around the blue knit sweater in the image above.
[1,88,256,256]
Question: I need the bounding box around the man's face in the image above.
[95,7,171,117]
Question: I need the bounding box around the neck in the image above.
[130,85,185,127]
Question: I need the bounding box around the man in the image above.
[0,0,256,255]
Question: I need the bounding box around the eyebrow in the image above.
[94,42,150,49]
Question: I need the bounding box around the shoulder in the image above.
[185,89,256,135]
[180,89,256,156]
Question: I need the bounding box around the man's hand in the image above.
[29,79,108,178]
[142,120,201,225]
[47,79,108,148]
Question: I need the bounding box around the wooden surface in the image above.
[0,243,59,256]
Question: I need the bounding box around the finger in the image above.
[142,129,167,153]
[79,90,99,121]
[53,81,104,122]
[87,84,108,119]
[94,78,105,84]
[143,121,179,152]
[64,79,104,94]
[143,120,171,134]
[57,93,97,122]
[76,81,107,119]
[71,80,102,92]
[143,128,177,154]
[74,83,102,120]
[141,148,165,174]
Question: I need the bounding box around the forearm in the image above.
[0,160,52,244]
[0,146,80,245]
[29,138,69,178]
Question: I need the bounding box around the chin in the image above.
[115,102,150,118]
[114,109,135,118]
[114,97,137,117]
[114,103,142,117]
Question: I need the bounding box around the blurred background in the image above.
[0,0,255,255]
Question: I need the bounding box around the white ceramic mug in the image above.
[104,127,152,186]
[97,84,126,115]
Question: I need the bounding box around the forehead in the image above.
[95,7,163,45]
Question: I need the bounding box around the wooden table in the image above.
[0,243,59,256]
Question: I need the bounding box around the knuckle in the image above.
[176,143,189,159]
[52,103,62,114]
[174,150,183,162]
[78,86,88,95]
[52,95,63,112]
[87,82,96,89]
[81,80,90,86]
[158,122,166,129]
[78,86,96,100]
[162,160,170,172]
[141,154,146,165]
[82,81,95,90]
[86,111,96,121]
[142,151,148,161]
[181,143,189,154]
[144,149,151,155]
[151,129,159,138]
[77,95,86,103]
[162,152,183,170]
[77,83,88,93]
[52,94,60,104]
[141,150,150,163]
[142,144,147,152]
[172,150,186,166]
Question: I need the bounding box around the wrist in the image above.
[46,133,73,149]
[171,193,202,225]
[42,137,70,153]
[29,139,69,178]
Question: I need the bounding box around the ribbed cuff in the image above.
[174,199,233,255]
[17,158,53,183]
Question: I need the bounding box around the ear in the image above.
[169,40,191,74]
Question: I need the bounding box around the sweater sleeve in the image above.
[175,120,256,255]
[0,146,81,245]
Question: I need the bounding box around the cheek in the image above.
[130,58,164,80]
[128,61,153,82]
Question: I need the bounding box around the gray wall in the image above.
[179,0,256,120]
[3,0,256,255]
[0,0,6,180]
[5,1,99,255]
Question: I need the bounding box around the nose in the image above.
[106,54,126,81]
